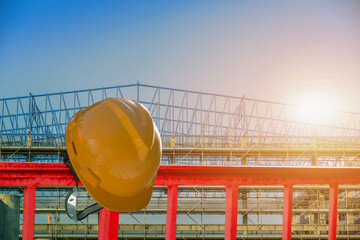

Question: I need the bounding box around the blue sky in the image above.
[1,0,360,111]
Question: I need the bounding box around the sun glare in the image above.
[298,94,337,123]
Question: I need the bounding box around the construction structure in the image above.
[1,83,360,239]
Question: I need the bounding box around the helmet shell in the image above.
[65,98,161,212]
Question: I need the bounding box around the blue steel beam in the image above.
[1,83,359,136]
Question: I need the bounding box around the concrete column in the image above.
[0,194,20,240]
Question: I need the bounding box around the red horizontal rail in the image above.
[1,163,360,240]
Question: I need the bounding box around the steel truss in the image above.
[1,83,360,146]
[1,83,360,166]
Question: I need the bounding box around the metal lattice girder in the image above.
[1,83,360,138]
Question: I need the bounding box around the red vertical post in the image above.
[166,185,178,240]
[23,186,36,240]
[98,208,119,240]
[282,184,293,240]
[225,185,238,240]
[328,184,338,240]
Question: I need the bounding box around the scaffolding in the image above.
[1,83,360,239]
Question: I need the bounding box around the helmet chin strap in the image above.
[62,153,104,221]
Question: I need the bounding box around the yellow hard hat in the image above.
[65,98,161,212]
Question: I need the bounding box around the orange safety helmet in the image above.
[65,98,161,212]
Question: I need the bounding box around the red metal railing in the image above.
[1,163,360,240]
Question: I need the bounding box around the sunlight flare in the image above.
[297,94,338,123]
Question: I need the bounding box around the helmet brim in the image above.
[84,180,154,212]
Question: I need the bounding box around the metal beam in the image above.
[18,207,360,214]
[2,146,360,157]
[19,223,360,232]
[18,234,360,239]
[1,163,360,187]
